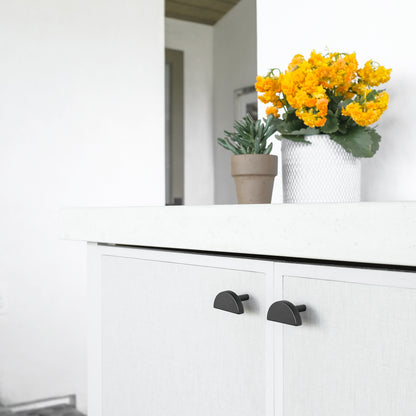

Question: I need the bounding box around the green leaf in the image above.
[341,98,353,109]
[331,126,381,158]
[366,90,378,101]
[264,114,274,130]
[327,91,343,113]
[280,135,311,144]
[257,123,264,140]
[270,117,285,131]
[282,127,317,136]
[365,127,381,155]
[254,136,260,154]
[338,122,347,134]
[366,89,384,102]
[217,114,278,155]
[321,110,339,134]
[279,109,305,133]
[217,138,240,155]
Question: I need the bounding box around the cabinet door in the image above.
[272,262,416,416]
[88,245,274,416]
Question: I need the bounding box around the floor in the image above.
[1,405,85,416]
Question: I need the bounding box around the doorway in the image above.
[165,48,184,205]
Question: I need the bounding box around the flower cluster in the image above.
[256,51,391,128]
[342,91,389,126]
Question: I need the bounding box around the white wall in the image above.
[0,0,165,412]
[213,0,257,204]
[165,18,214,205]
[257,0,416,202]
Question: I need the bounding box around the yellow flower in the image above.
[308,50,326,67]
[288,54,305,71]
[266,106,280,118]
[342,92,389,126]
[352,82,371,96]
[255,74,285,109]
[256,50,390,130]
[358,61,391,87]
[296,108,326,128]
[316,97,329,113]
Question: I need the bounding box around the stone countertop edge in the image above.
[60,202,416,268]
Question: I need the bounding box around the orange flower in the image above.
[288,54,305,71]
[358,61,391,87]
[342,92,389,126]
[266,106,280,118]
[256,50,390,130]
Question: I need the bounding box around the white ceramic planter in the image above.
[281,134,361,203]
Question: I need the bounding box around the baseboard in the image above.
[7,395,76,413]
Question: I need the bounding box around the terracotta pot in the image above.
[231,154,278,204]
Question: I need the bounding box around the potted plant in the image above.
[256,50,391,203]
[217,114,278,204]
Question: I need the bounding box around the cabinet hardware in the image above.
[267,300,306,326]
[213,290,249,314]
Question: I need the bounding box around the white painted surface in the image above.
[61,202,416,267]
[0,283,7,315]
[273,262,416,415]
[91,245,273,416]
[0,0,165,410]
[213,0,258,204]
[165,18,214,205]
[257,0,416,202]
[87,244,102,416]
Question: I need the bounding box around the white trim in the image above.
[87,242,102,416]
[271,262,284,416]
[275,261,416,290]
[7,396,76,412]
[94,244,275,274]
[265,263,276,416]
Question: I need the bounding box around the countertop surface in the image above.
[61,202,416,267]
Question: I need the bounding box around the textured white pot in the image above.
[282,134,361,203]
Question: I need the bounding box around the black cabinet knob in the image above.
[213,290,249,314]
[267,300,306,326]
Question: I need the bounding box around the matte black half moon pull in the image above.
[213,290,249,314]
[267,300,306,326]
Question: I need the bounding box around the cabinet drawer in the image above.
[89,245,274,416]
[272,262,416,416]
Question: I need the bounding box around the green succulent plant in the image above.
[217,114,277,155]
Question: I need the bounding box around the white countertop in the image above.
[61,202,416,267]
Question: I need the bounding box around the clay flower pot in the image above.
[231,154,278,204]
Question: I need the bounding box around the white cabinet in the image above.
[272,262,416,416]
[87,244,416,416]
[88,244,274,416]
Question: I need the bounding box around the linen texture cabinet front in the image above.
[88,244,416,416]
[88,244,275,416]
[272,262,416,416]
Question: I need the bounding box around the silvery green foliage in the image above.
[217,114,277,155]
